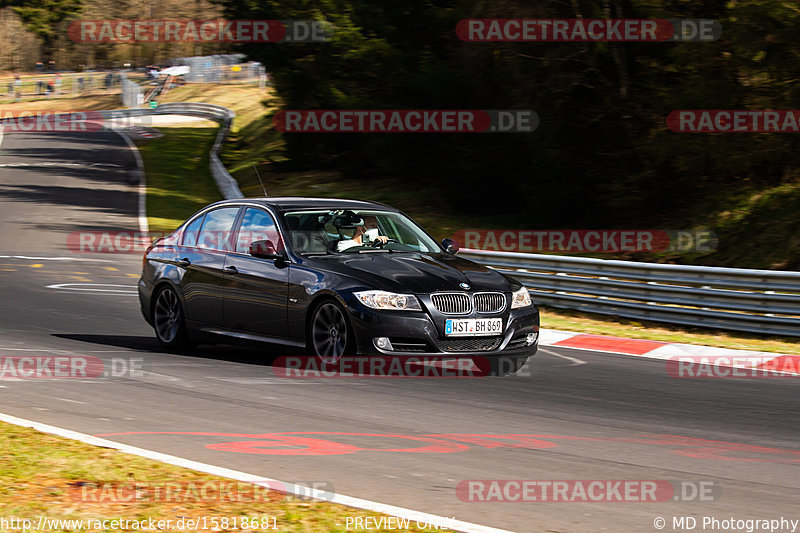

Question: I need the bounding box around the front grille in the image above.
[431,293,471,314]
[436,336,502,352]
[474,292,506,313]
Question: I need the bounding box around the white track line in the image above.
[538,348,587,366]
[0,162,121,169]
[114,130,148,235]
[46,283,138,294]
[0,412,513,533]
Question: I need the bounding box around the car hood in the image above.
[306,252,515,294]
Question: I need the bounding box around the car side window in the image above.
[197,207,240,251]
[182,215,205,247]
[236,208,280,253]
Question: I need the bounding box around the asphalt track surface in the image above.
[1,129,799,533]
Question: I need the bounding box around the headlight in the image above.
[510,286,532,309]
[354,290,422,311]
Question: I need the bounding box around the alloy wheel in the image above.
[154,287,182,344]
[311,302,349,363]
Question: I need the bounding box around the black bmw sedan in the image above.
[138,198,539,375]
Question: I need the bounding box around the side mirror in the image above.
[249,239,280,259]
[441,238,460,255]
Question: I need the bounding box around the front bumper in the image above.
[346,301,539,358]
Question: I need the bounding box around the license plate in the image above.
[445,318,503,336]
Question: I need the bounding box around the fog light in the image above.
[374,337,393,350]
[526,333,538,345]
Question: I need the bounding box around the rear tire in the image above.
[152,286,194,349]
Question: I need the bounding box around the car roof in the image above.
[208,197,399,213]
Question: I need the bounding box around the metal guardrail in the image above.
[155,102,243,200]
[102,103,243,200]
[459,249,800,337]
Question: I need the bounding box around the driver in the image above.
[337,215,389,251]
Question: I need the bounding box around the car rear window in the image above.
[182,214,205,247]
[197,207,239,251]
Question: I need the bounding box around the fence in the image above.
[119,59,267,108]
[172,55,266,86]
[0,72,126,103]
[459,249,800,337]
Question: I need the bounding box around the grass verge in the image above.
[0,421,451,532]
[135,127,223,232]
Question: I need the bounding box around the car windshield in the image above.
[283,209,440,255]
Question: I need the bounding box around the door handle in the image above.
[176,258,190,267]
[224,265,238,274]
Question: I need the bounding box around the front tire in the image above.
[152,286,193,349]
[309,301,353,363]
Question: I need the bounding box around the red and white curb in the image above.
[539,329,800,376]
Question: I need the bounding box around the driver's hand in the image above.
[376,235,389,243]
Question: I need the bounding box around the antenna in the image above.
[252,163,267,197]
